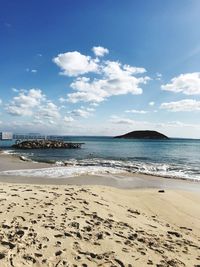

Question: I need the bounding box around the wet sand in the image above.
[0,152,50,171]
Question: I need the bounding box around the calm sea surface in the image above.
[1,136,200,180]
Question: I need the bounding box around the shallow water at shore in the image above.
[1,136,200,181]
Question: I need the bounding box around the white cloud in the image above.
[156,72,162,77]
[109,116,154,129]
[110,116,135,125]
[31,69,37,73]
[86,107,95,112]
[156,72,162,81]
[160,99,200,112]
[123,64,146,74]
[26,68,37,73]
[71,109,90,118]
[0,99,2,105]
[68,107,94,118]
[149,101,155,106]
[115,118,135,125]
[161,72,200,95]
[103,60,147,78]
[125,109,148,114]
[53,47,149,104]
[53,51,99,77]
[163,121,198,127]
[59,97,67,103]
[12,88,19,93]
[90,102,99,107]
[6,89,45,116]
[68,77,108,103]
[35,102,60,122]
[67,60,149,103]
[67,91,106,104]
[64,116,74,123]
[110,115,162,130]
[6,89,62,126]
[92,46,109,57]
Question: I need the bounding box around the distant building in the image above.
[0,132,13,140]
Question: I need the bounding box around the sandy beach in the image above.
[1,0,200,265]
[0,153,200,266]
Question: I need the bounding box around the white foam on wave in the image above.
[0,156,199,181]
[1,150,16,155]
[1,150,35,161]
[0,165,124,178]
[60,158,200,180]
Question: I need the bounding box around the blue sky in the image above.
[1,0,200,137]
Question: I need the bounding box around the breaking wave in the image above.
[0,157,200,181]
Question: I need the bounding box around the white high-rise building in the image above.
[0,132,13,140]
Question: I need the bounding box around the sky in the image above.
[1,0,200,138]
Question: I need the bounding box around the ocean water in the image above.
[1,136,200,180]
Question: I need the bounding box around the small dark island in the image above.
[114,130,169,139]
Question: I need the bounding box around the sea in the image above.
[0,136,200,181]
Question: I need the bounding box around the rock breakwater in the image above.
[12,140,84,149]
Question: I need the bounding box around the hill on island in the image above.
[114,130,169,139]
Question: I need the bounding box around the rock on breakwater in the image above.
[12,140,84,149]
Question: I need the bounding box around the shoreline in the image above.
[0,152,200,192]
[0,151,51,171]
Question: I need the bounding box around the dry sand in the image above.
[0,184,200,266]
[0,153,200,266]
